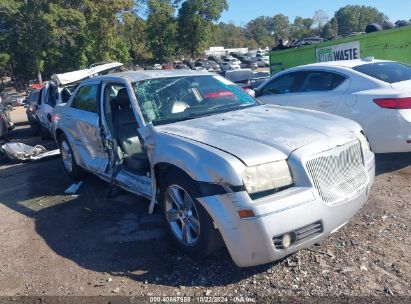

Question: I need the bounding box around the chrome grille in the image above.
[306,141,368,205]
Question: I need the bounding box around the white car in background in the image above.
[220,60,241,71]
[257,56,270,67]
[256,59,411,153]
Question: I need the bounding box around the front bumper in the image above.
[198,154,375,267]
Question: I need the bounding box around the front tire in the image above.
[58,134,85,180]
[159,171,222,259]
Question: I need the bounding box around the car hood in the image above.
[156,105,359,166]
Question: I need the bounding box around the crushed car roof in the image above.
[51,62,123,86]
[85,70,213,83]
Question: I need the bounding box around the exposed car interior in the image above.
[104,84,149,173]
[132,75,257,126]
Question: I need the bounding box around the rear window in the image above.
[353,62,411,83]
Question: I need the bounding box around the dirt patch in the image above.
[0,120,410,300]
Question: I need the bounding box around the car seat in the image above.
[112,88,149,172]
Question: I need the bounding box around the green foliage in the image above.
[321,17,338,38]
[244,17,275,48]
[121,13,151,62]
[271,14,291,41]
[177,0,228,57]
[146,0,177,61]
[218,23,247,48]
[0,1,392,81]
[291,16,315,39]
[0,0,133,81]
[333,5,386,36]
[0,53,10,75]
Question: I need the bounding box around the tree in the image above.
[292,16,315,39]
[212,22,246,48]
[321,17,338,38]
[209,23,225,46]
[177,0,228,57]
[0,0,133,82]
[145,0,177,62]
[313,10,328,34]
[333,5,386,36]
[121,12,151,62]
[0,0,84,83]
[0,53,10,87]
[245,17,275,48]
[75,0,133,65]
[271,14,291,41]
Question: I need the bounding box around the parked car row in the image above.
[0,92,25,107]
[145,52,270,74]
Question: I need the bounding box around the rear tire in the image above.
[159,170,223,259]
[58,133,85,180]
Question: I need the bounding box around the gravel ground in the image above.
[0,107,410,303]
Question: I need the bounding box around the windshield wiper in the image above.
[152,115,199,126]
[152,103,256,126]
[206,102,255,112]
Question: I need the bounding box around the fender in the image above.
[146,129,246,186]
[139,126,247,213]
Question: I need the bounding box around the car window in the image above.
[72,84,98,113]
[261,72,299,95]
[352,62,411,83]
[133,75,258,126]
[61,84,78,104]
[296,71,346,92]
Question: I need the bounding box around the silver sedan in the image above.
[51,70,375,267]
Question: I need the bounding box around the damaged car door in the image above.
[64,81,109,173]
[100,82,151,197]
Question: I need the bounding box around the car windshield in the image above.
[132,75,258,126]
[352,62,411,83]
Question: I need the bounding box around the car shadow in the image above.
[375,152,411,175]
[1,125,409,287]
[0,159,274,288]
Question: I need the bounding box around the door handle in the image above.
[317,101,332,107]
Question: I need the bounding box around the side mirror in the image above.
[246,89,256,98]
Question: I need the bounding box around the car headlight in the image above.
[356,131,371,152]
[243,160,293,194]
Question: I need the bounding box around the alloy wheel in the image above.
[165,185,200,246]
[61,140,73,173]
